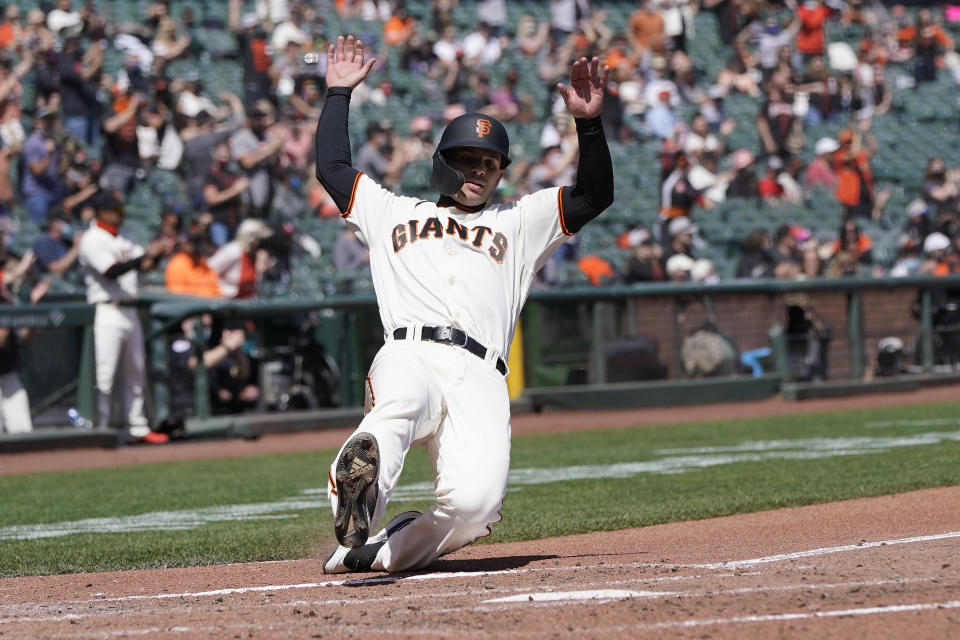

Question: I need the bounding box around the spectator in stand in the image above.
[756,79,801,164]
[920,232,952,276]
[208,318,260,416]
[726,148,760,199]
[832,125,885,220]
[0,5,25,51]
[804,137,839,189]
[208,218,274,299]
[800,237,826,278]
[659,151,707,239]
[355,119,404,189]
[736,227,776,279]
[912,8,954,84]
[644,89,678,140]
[627,0,665,60]
[229,0,275,108]
[99,92,144,198]
[902,199,934,249]
[165,231,222,298]
[716,40,762,98]
[230,99,284,217]
[463,22,502,68]
[58,36,104,148]
[661,216,697,268]
[383,3,417,47]
[795,0,837,70]
[32,210,82,276]
[921,157,958,211]
[769,224,800,266]
[829,218,873,271]
[516,14,550,58]
[21,107,63,224]
[758,17,800,79]
[528,142,578,192]
[180,92,245,208]
[665,253,694,282]
[203,141,250,246]
[620,227,665,283]
[151,17,192,63]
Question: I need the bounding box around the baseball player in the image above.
[78,191,175,443]
[317,36,612,573]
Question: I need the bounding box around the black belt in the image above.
[393,326,507,375]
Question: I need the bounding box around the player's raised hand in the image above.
[326,35,376,90]
[556,56,609,119]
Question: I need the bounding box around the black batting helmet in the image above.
[430,113,511,196]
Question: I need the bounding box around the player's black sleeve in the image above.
[559,117,614,234]
[315,87,361,214]
[103,256,146,279]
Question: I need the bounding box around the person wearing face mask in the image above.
[32,209,83,276]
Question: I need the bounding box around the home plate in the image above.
[485,589,670,603]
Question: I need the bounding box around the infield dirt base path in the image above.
[3,486,959,639]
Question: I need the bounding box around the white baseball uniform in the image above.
[328,174,572,571]
[78,221,151,435]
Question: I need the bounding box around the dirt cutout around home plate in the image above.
[2,485,958,639]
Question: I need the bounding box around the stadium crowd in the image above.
[1,0,960,436]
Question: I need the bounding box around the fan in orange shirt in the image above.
[165,232,223,297]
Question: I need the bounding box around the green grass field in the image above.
[2,400,959,578]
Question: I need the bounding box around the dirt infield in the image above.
[2,386,959,638]
[2,486,958,639]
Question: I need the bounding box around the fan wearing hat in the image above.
[77,191,176,443]
[314,35,613,574]
[207,218,274,298]
[803,137,839,189]
[660,216,698,271]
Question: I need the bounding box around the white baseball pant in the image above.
[328,338,511,572]
[93,303,149,432]
[0,371,33,433]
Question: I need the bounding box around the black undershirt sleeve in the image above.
[314,87,362,214]
[559,116,615,234]
[104,256,146,279]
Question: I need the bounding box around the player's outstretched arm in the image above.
[315,35,376,214]
[555,57,614,234]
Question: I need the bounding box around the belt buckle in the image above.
[435,326,453,343]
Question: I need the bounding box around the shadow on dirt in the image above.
[340,555,559,588]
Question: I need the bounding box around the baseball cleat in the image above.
[333,432,381,549]
[323,510,420,574]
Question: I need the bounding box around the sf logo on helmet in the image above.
[475,118,492,138]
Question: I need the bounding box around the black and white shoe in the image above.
[333,432,381,549]
[323,510,421,574]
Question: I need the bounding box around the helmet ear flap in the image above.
[430,149,465,196]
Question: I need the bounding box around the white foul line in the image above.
[637,600,960,631]
[685,531,960,570]
[2,531,955,612]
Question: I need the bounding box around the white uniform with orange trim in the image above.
[327,173,572,571]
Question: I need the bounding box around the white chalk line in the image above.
[685,531,960,570]
[475,577,932,607]
[3,576,940,630]
[628,600,960,632]
[2,530,955,625]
